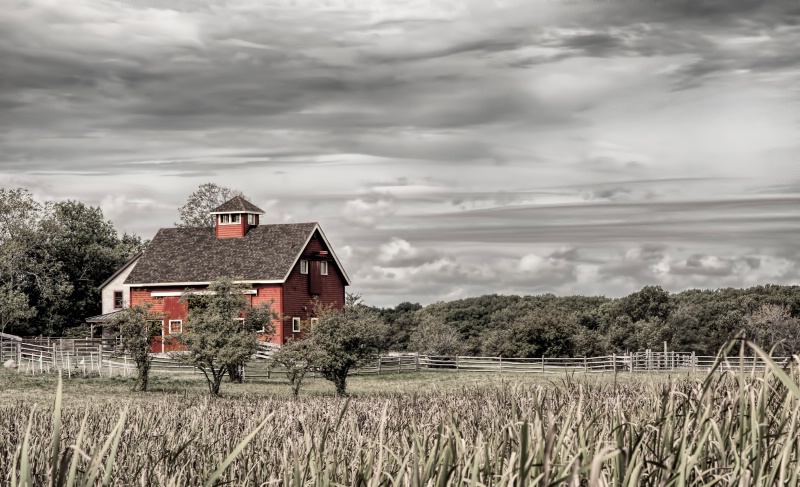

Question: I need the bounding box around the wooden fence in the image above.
[3,331,794,379]
[1,332,22,363]
[354,351,795,375]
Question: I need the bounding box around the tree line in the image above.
[0,188,145,336]
[372,285,800,358]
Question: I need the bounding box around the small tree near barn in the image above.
[112,303,162,392]
[227,301,278,383]
[309,293,386,396]
[270,338,322,398]
[177,277,275,396]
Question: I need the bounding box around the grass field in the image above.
[2,348,800,486]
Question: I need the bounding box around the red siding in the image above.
[281,230,346,342]
[131,283,285,351]
[216,219,246,238]
[252,284,283,345]
[214,213,260,238]
[131,286,196,353]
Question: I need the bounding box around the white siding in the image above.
[100,260,138,314]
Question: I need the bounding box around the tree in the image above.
[226,301,278,383]
[112,303,162,392]
[177,278,271,396]
[481,306,579,358]
[176,183,245,228]
[748,304,800,356]
[0,189,146,336]
[270,339,322,398]
[372,301,422,351]
[40,201,146,334]
[308,294,387,396]
[0,189,70,335]
[0,283,35,334]
[407,313,463,356]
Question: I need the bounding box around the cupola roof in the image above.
[210,196,265,215]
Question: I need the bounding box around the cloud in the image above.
[2,0,800,307]
[341,195,396,228]
[377,238,442,267]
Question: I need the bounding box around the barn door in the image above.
[309,260,321,295]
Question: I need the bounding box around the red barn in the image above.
[120,196,350,352]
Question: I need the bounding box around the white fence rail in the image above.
[5,333,795,379]
[353,351,796,375]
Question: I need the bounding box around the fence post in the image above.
[377,357,382,375]
[691,351,696,373]
[499,356,502,374]
[456,355,459,372]
[52,344,58,370]
[612,353,616,372]
[415,354,419,372]
[629,352,634,373]
[541,356,544,374]
[98,345,103,369]
[397,357,401,374]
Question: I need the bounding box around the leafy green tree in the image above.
[0,189,146,336]
[309,294,387,396]
[176,183,246,228]
[227,300,278,382]
[481,306,579,358]
[617,285,673,323]
[112,303,162,392]
[372,301,422,351]
[0,283,35,334]
[748,304,800,356]
[407,313,463,356]
[0,189,70,335]
[177,278,273,396]
[270,338,322,398]
[41,201,145,334]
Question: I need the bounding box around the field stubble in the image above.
[1,343,800,486]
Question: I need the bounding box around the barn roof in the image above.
[210,196,265,214]
[124,222,351,285]
[98,251,142,291]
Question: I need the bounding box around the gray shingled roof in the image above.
[210,196,265,214]
[125,223,318,284]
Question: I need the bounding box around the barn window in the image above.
[300,260,309,274]
[292,317,301,333]
[320,261,328,276]
[113,291,123,309]
[247,214,256,225]
[218,214,240,225]
[168,320,183,334]
[310,317,319,330]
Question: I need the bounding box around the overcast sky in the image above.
[2,0,799,307]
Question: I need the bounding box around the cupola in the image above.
[210,196,265,239]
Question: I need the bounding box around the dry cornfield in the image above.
[2,342,800,486]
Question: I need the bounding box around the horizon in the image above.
[2,0,799,307]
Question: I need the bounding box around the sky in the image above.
[1,0,799,307]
